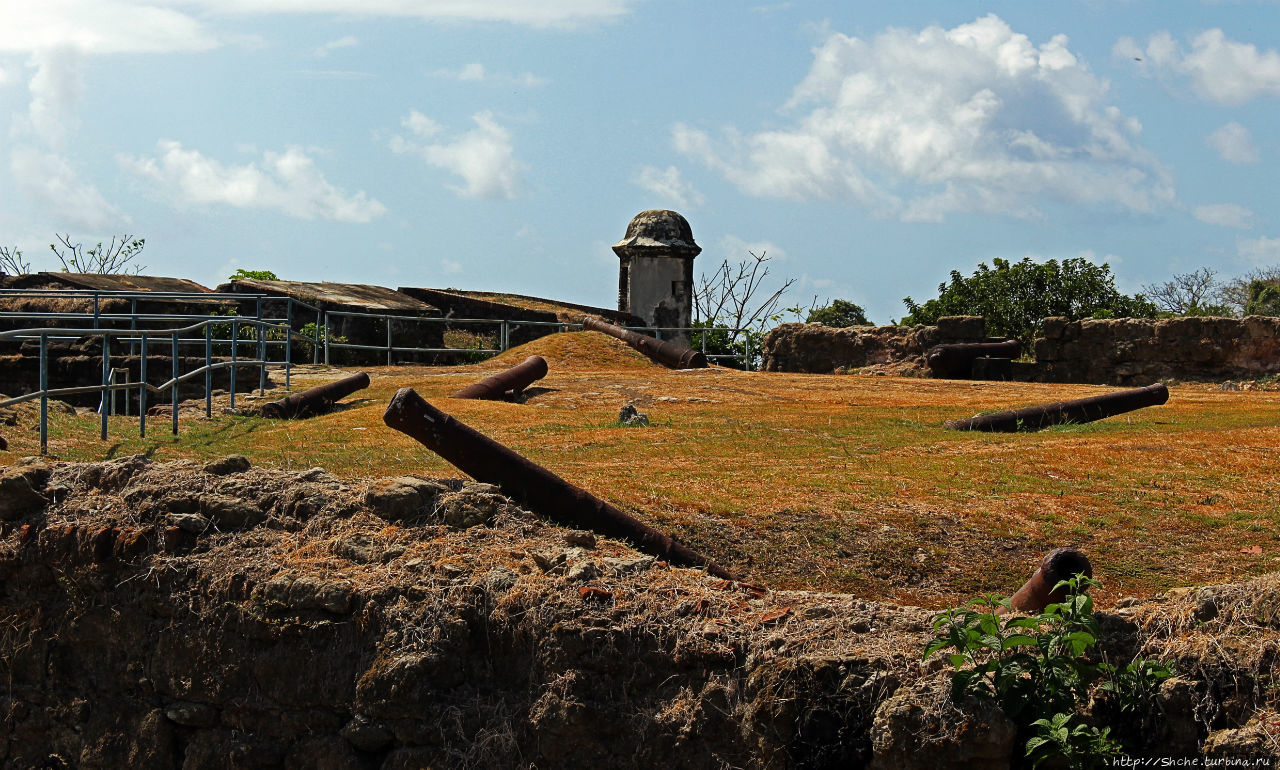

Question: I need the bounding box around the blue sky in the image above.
[1,1,1277,324]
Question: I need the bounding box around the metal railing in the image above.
[0,317,301,454]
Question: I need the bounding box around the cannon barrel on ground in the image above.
[944,382,1169,433]
[261,371,370,419]
[926,340,1022,379]
[383,387,735,579]
[580,317,707,370]
[451,355,548,401]
[1010,548,1094,613]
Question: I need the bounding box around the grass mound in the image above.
[485,331,657,371]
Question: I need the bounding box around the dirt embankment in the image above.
[1,457,1277,768]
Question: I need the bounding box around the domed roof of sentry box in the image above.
[612,210,702,258]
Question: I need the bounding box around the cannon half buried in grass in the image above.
[1010,548,1094,613]
[926,340,1022,380]
[261,371,370,419]
[945,383,1169,433]
[451,355,548,401]
[383,387,735,579]
[581,316,707,370]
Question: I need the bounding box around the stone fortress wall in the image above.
[762,315,1280,384]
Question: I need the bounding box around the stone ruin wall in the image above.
[762,315,1280,385]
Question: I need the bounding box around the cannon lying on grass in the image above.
[581,316,707,370]
[1010,548,1094,613]
[383,387,735,579]
[452,355,548,401]
[261,371,370,419]
[926,340,1022,379]
[944,383,1169,433]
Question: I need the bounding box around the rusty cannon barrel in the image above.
[925,340,1022,379]
[1010,548,1093,613]
[581,316,707,370]
[383,387,735,579]
[945,382,1169,433]
[261,371,370,419]
[452,355,549,401]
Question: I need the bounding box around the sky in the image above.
[1,1,1278,325]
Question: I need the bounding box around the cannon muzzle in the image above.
[1010,548,1093,613]
[926,340,1022,379]
[945,383,1168,432]
[452,355,549,400]
[383,387,735,579]
[581,317,707,370]
[261,371,370,419]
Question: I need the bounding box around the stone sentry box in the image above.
[613,210,701,347]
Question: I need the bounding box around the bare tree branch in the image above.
[49,233,147,275]
[0,245,31,275]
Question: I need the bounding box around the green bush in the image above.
[924,575,1172,769]
[806,299,870,327]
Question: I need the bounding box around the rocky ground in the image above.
[1,456,1278,768]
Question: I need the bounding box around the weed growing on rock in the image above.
[923,575,1173,768]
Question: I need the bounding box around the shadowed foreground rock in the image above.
[0,457,1276,767]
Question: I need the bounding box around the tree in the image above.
[1221,266,1280,315]
[1140,267,1230,316]
[806,299,870,327]
[230,268,279,281]
[901,257,1157,347]
[50,233,146,274]
[0,245,30,276]
[692,250,796,368]
[1245,279,1280,317]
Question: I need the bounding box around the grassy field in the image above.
[5,331,1278,609]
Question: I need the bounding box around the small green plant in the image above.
[229,268,279,281]
[924,574,1173,768]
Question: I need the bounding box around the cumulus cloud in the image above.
[11,147,125,230]
[1194,203,1254,229]
[677,15,1172,222]
[1239,236,1280,266]
[1116,29,1280,105]
[25,48,83,151]
[389,110,525,199]
[119,140,387,222]
[1205,122,1260,164]
[633,165,705,210]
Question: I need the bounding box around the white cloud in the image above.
[313,35,358,57]
[0,0,629,54]
[1116,29,1280,105]
[0,1,219,54]
[11,146,125,230]
[431,63,548,87]
[1194,203,1254,229]
[1205,122,1260,164]
[717,234,788,262]
[1239,236,1280,266]
[440,258,462,275]
[24,48,83,151]
[120,140,387,222]
[389,110,525,199]
[633,165,705,210]
[678,15,1172,222]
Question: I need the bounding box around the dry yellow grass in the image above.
[6,331,1279,608]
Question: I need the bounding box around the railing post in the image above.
[93,293,100,330]
[258,322,267,394]
[501,319,510,351]
[284,322,292,391]
[386,318,393,366]
[205,324,213,418]
[172,331,180,435]
[323,312,330,366]
[139,334,148,438]
[230,320,238,409]
[100,335,110,440]
[39,334,48,455]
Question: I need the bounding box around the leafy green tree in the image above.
[230,268,279,281]
[1245,279,1280,317]
[902,257,1157,347]
[806,298,870,327]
